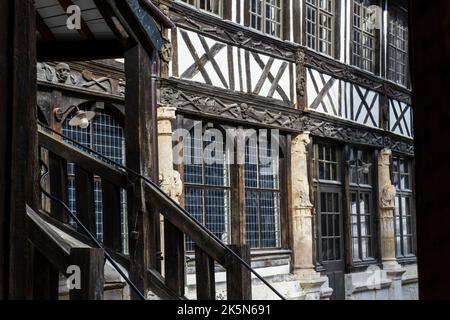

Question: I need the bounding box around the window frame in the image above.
[345,146,379,268]
[303,0,341,59]
[245,0,286,39]
[243,133,282,249]
[178,0,225,17]
[391,155,416,262]
[181,119,232,251]
[387,1,409,87]
[350,0,381,74]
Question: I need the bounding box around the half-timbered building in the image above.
[1,0,420,300]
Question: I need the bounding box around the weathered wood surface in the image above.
[226,245,252,300]
[195,246,216,300]
[69,248,105,300]
[39,131,127,188]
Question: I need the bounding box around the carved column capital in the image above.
[157,105,177,121]
[379,148,392,167]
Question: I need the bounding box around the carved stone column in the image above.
[378,149,401,271]
[157,106,182,275]
[291,132,327,299]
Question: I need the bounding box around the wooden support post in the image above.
[49,153,68,223]
[74,166,96,234]
[195,245,216,300]
[226,244,251,300]
[102,180,122,252]
[69,248,105,300]
[125,44,158,299]
[0,0,38,299]
[164,221,185,297]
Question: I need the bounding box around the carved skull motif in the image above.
[55,63,71,83]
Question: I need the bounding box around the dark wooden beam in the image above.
[125,44,157,299]
[0,0,39,299]
[36,12,56,42]
[57,0,95,41]
[410,0,450,300]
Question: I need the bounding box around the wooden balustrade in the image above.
[38,130,253,300]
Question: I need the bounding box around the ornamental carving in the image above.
[37,62,124,97]
[159,86,303,130]
[159,171,183,203]
[381,184,396,209]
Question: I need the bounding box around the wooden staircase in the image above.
[31,128,284,300]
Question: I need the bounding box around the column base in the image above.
[294,269,329,300]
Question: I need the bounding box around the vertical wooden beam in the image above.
[0,0,38,299]
[195,245,216,300]
[49,153,68,223]
[102,180,123,252]
[69,248,105,300]
[125,44,157,299]
[226,244,251,300]
[0,0,12,299]
[410,0,450,300]
[164,221,185,297]
[74,166,96,234]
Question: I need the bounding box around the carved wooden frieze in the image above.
[172,28,295,103]
[159,85,302,131]
[37,62,125,97]
[158,80,414,156]
[300,114,415,156]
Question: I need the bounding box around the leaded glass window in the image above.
[244,135,281,249]
[250,0,283,38]
[62,106,128,252]
[388,3,409,86]
[348,148,375,262]
[305,0,335,56]
[183,124,230,251]
[180,0,223,16]
[351,0,379,73]
[392,156,414,258]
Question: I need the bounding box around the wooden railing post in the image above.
[69,247,104,300]
[49,152,68,223]
[226,244,252,300]
[164,220,185,297]
[195,245,216,300]
[102,180,122,252]
[74,166,96,234]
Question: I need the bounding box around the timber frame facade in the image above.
[1,0,419,301]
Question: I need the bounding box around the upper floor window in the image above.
[392,156,415,259]
[387,2,409,86]
[351,0,380,73]
[305,0,335,57]
[250,0,283,38]
[180,0,223,16]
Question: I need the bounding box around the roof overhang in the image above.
[36,0,173,61]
